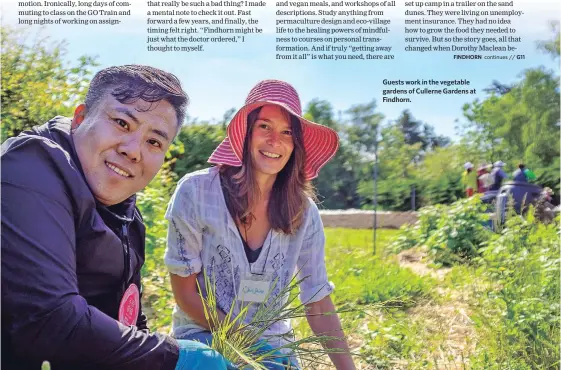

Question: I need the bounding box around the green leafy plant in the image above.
[137,167,177,330]
[389,197,492,266]
[470,211,560,369]
[1,26,98,141]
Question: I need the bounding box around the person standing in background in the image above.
[462,162,478,197]
[489,161,508,191]
[477,162,491,193]
[513,163,537,182]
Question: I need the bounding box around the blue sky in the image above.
[3,0,560,141]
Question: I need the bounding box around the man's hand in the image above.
[175,340,237,370]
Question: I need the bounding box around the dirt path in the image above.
[307,249,477,370]
[397,249,476,370]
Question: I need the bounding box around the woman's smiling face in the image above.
[250,105,295,179]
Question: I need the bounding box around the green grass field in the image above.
[294,228,446,370]
[143,222,559,370]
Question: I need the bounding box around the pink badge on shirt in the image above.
[118,283,139,326]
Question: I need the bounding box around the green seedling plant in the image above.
[197,269,364,369]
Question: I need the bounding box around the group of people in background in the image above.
[462,160,537,198]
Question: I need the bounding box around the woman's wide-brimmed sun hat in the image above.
[207,79,339,180]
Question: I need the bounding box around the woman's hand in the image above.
[305,296,356,370]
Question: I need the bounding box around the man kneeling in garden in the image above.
[1,65,233,370]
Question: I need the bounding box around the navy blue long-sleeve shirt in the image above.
[1,117,180,370]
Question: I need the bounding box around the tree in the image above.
[345,99,384,154]
[394,110,450,152]
[305,100,362,209]
[1,26,98,141]
[396,110,424,147]
[169,122,226,180]
[358,125,422,211]
[415,145,465,206]
[422,123,450,149]
[219,108,236,130]
[537,20,560,59]
[304,99,338,129]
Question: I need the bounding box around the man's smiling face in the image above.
[71,94,178,206]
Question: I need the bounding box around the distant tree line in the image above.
[2,23,559,210]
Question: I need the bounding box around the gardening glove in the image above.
[251,340,300,370]
[175,339,237,370]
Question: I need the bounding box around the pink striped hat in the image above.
[208,80,339,180]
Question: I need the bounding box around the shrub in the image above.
[389,197,492,266]
[470,212,560,369]
[137,168,177,330]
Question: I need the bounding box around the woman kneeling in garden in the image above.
[164,80,356,369]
